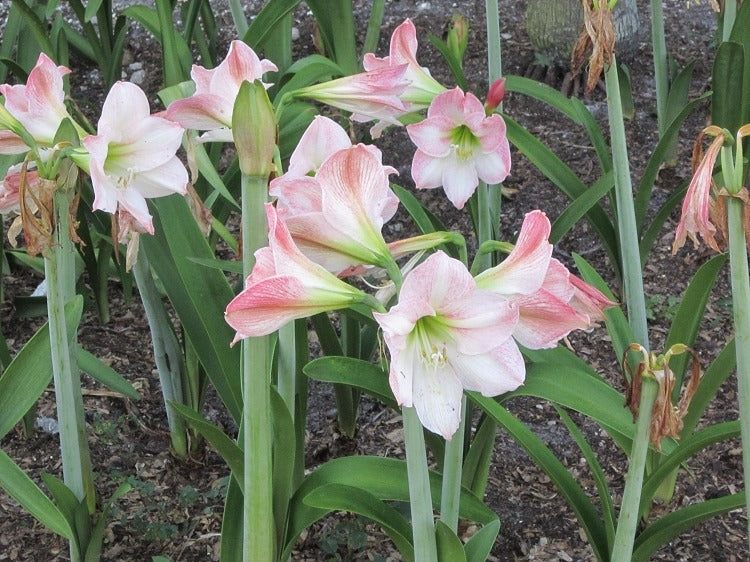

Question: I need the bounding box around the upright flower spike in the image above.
[270,144,399,276]
[165,40,278,143]
[407,87,511,209]
[73,81,188,234]
[374,251,524,439]
[475,210,614,349]
[363,19,445,109]
[225,203,367,341]
[0,53,74,151]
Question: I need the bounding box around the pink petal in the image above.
[0,130,28,154]
[541,259,576,303]
[97,82,152,141]
[450,338,525,396]
[25,54,70,115]
[514,290,590,349]
[118,188,154,235]
[406,115,454,157]
[388,19,420,67]
[475,210,553,296]
[165,94,232,131]
[398,251,475,312]
[473,149,511,186]
[411,149,446,190]
[444,290,518,354]
[568,274,616,322]
[285,116,352,177]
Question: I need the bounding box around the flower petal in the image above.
[449,338,525,396]
[286,116,352,176]
[514,289,590,349]
[406,116,453,157]
[441,158,479,210]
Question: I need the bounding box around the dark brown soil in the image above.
[1,0,746,560]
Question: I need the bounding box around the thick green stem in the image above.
[241,174,273,561]
[45,189,95,517]
[726,197,750,547]
[132,249,188,458]
[611,378,658,560]
[403,406,438,561]
[604,56,650,349]
[485,0,502,85]
[650,0,668,137]
[440,395,466,532]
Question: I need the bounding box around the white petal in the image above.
[412,362,464,439]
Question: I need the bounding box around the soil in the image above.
[1,0,746,561]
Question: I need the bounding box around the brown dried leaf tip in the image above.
[571,0,616,94]
[623,343,702,450]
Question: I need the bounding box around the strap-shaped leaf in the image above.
[0,297,83,440]
[0,449,74,540]
[303,356,397,409]
[435,520,466,562]
[78,348,139,399]
[464,519,500,562]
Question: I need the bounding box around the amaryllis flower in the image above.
[165,40,277,142]
[283,116,353,178]
[0,54,73,151]
[374,251,524,439]
[295,66,410,138]
[406,87,511,209]
[0,162,37,214]
[225,203,367,341]
[73,81,188,234]
[363,19,445,109]
[672,127,726,254]
[475,210,614,349]
[270,144,399,276]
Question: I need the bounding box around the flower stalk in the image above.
[45,186,95,516]
[650,0,668,138]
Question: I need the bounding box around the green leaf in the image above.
[435,520,466,562]
[639,181,688,263]
[243,0,302,52]
[0,449,74,540]
[78,348,139,399]
[304,484,415,562]
[171,403,243,488]
[304,0,357,74]
[41,473,89,556]
[729,0,750,126]
[711,42,744,133]
[549,172,614,245]
[187,257,243,275]
[0,297,83,440]
[303,356,397,409]
[504,116,619,271]
[271,388,295,546]
[219,477,244,562]
[282,456,497,561]
[274,55,344,103]
[156,0,190,86]
[665,254,727,395]
[84,0,104,23]
[427,35,467,90]
[632,493,744,561]
[464,519,500,562]
[85,483,131,562]
[617,63,635,120]
[9,0,54,57]
[640,421,740,513]
[391,183,438,236]
[469,396,609,561]
[141,196,242,421]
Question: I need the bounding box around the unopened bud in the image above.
[485,78,506,112]
[446,14,469,66]
[232,80,277,178]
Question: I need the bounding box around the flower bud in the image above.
[446,14,469,65]
[485,77,506,112]
[233,80,277,178]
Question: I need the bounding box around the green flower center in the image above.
[412,315,452,368]
[449,124,480,161]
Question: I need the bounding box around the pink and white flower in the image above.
[0,54,73,152]
[295,66,410,138]
[74,81,188,234]
[374,250,524,438]
[406,87,511,209]
[0,162,37,214]
[475,210,614,349]
[225,203,366,341]
[672,128,726,254]
[282,116,353,178]
[270,143,399,276]
[165,40,278,143]
[363,19,445,109]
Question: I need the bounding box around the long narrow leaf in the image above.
[78,348,139,399]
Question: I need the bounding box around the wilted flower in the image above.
[73,81,188,234]
[374,250,524,439]
[475,210,614,348]
[406,87,511,209]
[225,203,368,341]
[0,53,74,152]
[165,40,277,142]
[270,143,399,276]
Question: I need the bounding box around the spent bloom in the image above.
[165,40,277,142]
[72,81,188,234]
[270,143,399,276]
[407,87,511,209]
[374,251,524,438]
[225,203,368,342]
[0,53,74,153]
[475,210,614,349]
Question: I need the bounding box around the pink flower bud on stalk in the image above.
[165,40,277,143]
[70,81,189,235]
[406,87,511,209]
[374,251,525,439]
[485,78,506,112]
[225,203,370,342]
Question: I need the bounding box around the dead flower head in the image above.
[623,343,702,450]
[571,0,616,94]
